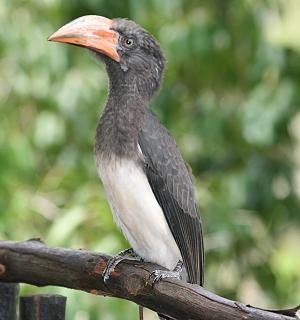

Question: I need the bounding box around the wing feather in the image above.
[138,111,204,285]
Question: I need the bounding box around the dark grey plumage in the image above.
[139,111,204,285]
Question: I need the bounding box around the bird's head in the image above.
[48,15,165,99]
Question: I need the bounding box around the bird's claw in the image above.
[102,248,140,284]
[102,262,115,284]
[150,261,183,287]
[102,258,118,284]
[150,269,182,284]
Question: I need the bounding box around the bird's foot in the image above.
[150,260,183,285]
[102,248,141,283]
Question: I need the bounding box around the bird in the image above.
[49,15,204,319]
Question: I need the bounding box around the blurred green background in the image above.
[1,0,300,319]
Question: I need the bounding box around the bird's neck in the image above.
[106,70,149,120]
[95,73,148,159]
[108,67,155,103]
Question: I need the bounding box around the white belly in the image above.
[96,156,181,270]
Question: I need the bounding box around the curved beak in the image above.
[48,15,120,62]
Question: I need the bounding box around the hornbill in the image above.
[49,15,204,319]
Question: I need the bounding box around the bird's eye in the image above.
[124,38,134,48]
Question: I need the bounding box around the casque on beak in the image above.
[48,15,120,62]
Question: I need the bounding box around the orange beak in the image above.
[48,15,120,62]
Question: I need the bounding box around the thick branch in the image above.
[0,240,299,320]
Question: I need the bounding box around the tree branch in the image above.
[0,240,299,320]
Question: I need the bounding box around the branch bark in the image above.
[0,240,299,320]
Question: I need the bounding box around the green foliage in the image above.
[1,0,300,318]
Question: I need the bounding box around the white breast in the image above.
[96,156,181,270]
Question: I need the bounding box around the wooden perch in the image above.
[0,240,299,320]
